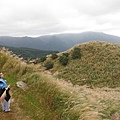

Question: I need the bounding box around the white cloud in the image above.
[0,0,120,37]
[67,0,120,16]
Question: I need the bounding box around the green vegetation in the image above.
[0,41,120,120]
[0,45,58,60]
[51,53,58,59]
[44,61,54,70]
[59,55,69,66]
[62,52,69,57]
[72,47,81,59]
[49,41,120,88]
[39,56,46,62]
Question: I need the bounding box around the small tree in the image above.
[62,53,69,57]
[72,47,81,59]
[51,53,58,60]
[40,56,46,62]
[59,55,69,66]
[44,61,54,70]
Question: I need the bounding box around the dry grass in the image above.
[0,43,120,120]
[49,41,120,88]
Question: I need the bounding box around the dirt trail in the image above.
[0,98,16,120]
[0,89,31,120]
[0,110,14,120]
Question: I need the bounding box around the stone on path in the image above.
[16,81,28,91]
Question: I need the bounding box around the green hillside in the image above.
[0,42,120,120]
[0,45,58,60]
[44,41,120,88]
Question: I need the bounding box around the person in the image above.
[0,72,11,112]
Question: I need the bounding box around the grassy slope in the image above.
[0,45,58,60]
[0,42,120,120]
[49,41,120,88]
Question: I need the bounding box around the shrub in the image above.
[44,61,54,70]
[63,53,69,57]
[59,55,69,66]
[72,47,81,59]
[40,56,46,62]
[51,53,58,60]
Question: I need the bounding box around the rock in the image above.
[16,81,28,91]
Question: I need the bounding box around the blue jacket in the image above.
[0,78,7,89]
[0,78,10,101]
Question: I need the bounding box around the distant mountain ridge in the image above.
[0,45,58,60]
[0,32,120,52]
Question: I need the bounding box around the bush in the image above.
[63,53,69,57]
[40,56,46,62]
[44,61,54,70]
[59,55,69,66]
[51,53,58,60]
[72,47,81,59]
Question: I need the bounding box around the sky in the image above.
[0,0,120,37]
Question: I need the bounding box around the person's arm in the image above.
[5,85,10,90]
[0,81,4,88]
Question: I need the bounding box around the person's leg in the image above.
[1,99,6,111]
[4,99,10,112]
[6,99,10,111]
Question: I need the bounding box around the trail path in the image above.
[0,98,17,120]
[0,89,31,120]
[0,109,14,120]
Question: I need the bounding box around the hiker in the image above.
[0,72,11,112]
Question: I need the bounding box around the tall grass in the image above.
[0,46,120,120]
[50,41,120,88]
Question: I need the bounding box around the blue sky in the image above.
[0,0,120,37]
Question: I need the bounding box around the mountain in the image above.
[43,41,120,88]
[0,42,120,120]
[0,45,58,60]
[0,32,120,52]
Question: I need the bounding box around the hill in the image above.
[0,32,120,52]
[0,42,120,120]
[43,41,120,88]
[0,45,58,60]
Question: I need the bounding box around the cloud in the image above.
[0,0,63,36]
[68,0,120,16]
[0,0,120,37]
